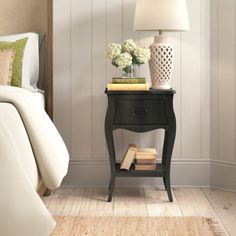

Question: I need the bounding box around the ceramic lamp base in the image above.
[151,84,171,90]
[149,35,173,90]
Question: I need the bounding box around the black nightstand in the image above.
[105,89,176,202]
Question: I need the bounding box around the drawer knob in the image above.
[133,108,148,117]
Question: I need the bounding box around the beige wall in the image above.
[54,0,213,186]
[0,0,47,35]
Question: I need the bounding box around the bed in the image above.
[0,1,69,235]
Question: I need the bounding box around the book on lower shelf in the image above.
[120,144,158,171]
[107,83,149,91]
[135,148,157,161]
[135,148,158,171]
[135,158,157,164]
[120,144,137,170]
[134,163,157,171]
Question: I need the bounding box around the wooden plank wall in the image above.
[53,0,211,185]
[210,0,236,190]
[211,0,236,163]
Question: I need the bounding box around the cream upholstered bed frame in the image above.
[0,0,53,119]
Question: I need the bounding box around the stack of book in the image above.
[107,77,149,91]
[135,148,157,170]
[120,144,157,171]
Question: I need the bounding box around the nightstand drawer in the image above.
[114,99,167,125]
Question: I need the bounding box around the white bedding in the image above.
[0,86,69,236]
[0,103,40,190]
[32,90,45,108]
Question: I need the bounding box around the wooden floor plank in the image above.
[174,188,217,217]
[175,187,229,235]
[44,187,234,235]
[114,188,148,216]
[79,188,114,216]
[203,188,236,236]
[47,187,84,216]
[144,188,182,216]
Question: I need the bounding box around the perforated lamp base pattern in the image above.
[149,35,173,89]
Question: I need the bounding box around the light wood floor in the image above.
[42,187,236,236]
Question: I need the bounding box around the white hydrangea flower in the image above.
[122,39,137,53]
[134,47,151,64]
[114,52,133,69]
[106,43,122,60]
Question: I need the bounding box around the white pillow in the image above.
[0,32,39,91]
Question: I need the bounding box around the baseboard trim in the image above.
[62,159,236,191]
[69,159,211,164]
[62,159,211,187]
[209,186,236,194]
[211,160,236,191]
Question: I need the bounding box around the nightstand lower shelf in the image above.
[115,163,164,177]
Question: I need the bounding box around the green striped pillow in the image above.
[0,38,28,87]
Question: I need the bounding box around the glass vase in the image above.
[122,65,136,78]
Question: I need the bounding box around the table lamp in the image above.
[134,0,190,89]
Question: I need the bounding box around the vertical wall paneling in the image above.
[201,0,210,159]
[54,0,212,168]
[211,0,236,164]
[139,33,153,84]
[168,32,182,159]
[217,0,236,162]
[71,0,92,159]
[210,0,218,160]
[106,0,123,160]
[182,0,202,159]
[210,0,236,190]
[53,0,71,151]
[92,0,107,159]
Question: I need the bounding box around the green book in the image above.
[112,77,146,84]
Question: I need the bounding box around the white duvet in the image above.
[0,86,69,236]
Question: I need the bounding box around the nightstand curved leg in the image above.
[165,176,173,202]
[108,175,115,202]
[163,177,167,191]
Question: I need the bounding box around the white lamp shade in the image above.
[134,0,190,31]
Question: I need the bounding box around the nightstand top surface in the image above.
[105,88,176,95]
